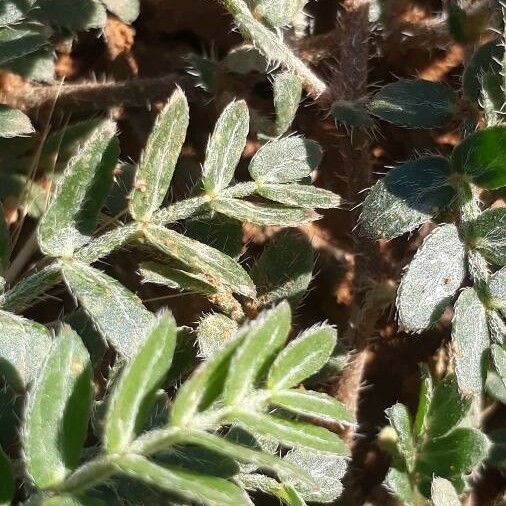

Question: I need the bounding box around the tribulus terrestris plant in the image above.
[1,0,506,504]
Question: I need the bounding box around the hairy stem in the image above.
[217,0,328,101]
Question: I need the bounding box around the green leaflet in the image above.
[385,403,416,472]
[38,120,118,257]
[267,324,336,390]
[117,454,252,506]
[470,207,506,266]
[273,72,302,136]
[144,224,255,297]
[248,137,322,183]
[250,231,313,306]
[452,287,489,395]
[104,313,177,453]
[269,390,354,423]
[487,428,506,469]
[281,485,307,506]
[397,225,466,332]
[488,266,506,318]
[102,0,140,23]
[0,207,9,278]
[183,431,306,483]
[451,127,506,189]
[202,100,249,194]
[139,261,217,296]
[61,260,154,358]
[212,198,318,226]
[2,48,54,82]
[431,477,460,506]
[417,428,490,478]
[252,0,307,28]
[280,448,347,503]
[224,44,267,75]
[0,0,35,26]
[258,183,342,209]
[367,79,456,128]
[223,302,291,405]
[23,325,92,489]
[425,375,472,439]
[170,335,244,427]
[0,310,52,391]
[230,410,349,455]
[197,313,238,359]
[0,445,14,506]
[331,100,374,129]
[0,105,34,138]
[491,345,506,389]
[130,89,189,221]
[360,156,456,240]
[42,496,106,506]
[35,0,107,30]
[413,366,433,438]
[384,466,415,506]
[0,22,49,65]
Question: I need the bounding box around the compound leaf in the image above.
[0,310,52,392]
[267,324,336,390]
[130,89,189,221]
[397,224,466,332]
[231,411,348,455]
[0,105,34,138]
[38,120,118,257]
[104,312,177,453]
[249,137,321,183]
[202,100,249,194]
[223,302,291,405]
[118,454,252,506]
[144,224,255,297]
[451,127,506,189]
[258,183,341,209]
[273,72,302,136]
[471,207,506,266]
[368,79,456,128]
[452,287,489,395]
[62,260,154,358]
[24,325,92,489]
[212,198,318,226]
[360,156,455,240]
[269,390,354,423]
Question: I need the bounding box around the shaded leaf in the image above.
[451,127,506,189]
[42,496,106,506]
[35,0,106,30]
[104,313,177,453]
[0,22,49,65]
[397,224,466,331]
[249,137,321,183]
[384,467,415,506]
[0,445,14,506]
[386,403,415,471]
[130,89,189,221]
[224,44,267,74]
[487,428,506,469]
[223,302,291,405]
[331,100,374,129]
[118,454,252,506]
[38,120,118,257]
[280,448,347,503]
[269,390,354,423]
[273,72,302,136]
[488,266,506,318]
[24,325,92,489]
[0,105,34,138]
[368,79,456,128]
[0,207,9,277]
[231,411,348,455]
[267,324,336,390]
[213,198,318,226]
[426,374,472,438]
[491,344,506,389]
[417,427,490,478]
[360,156,455,240]
[202,100,249,194]
[0,310,52,391]
[258,183,341,209]
[144,224,255,297]
[2,48,54,82]
[452,287,489,395]
[471,207,506,266]
[0,0,35,26]
[250,231,313,306]
[62,260,154,358]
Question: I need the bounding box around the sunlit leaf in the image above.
[258,183,341,209]
[385,403,415,471]
[0,105,34,138]
[470,207,506,266]
[431,477,460,506]
[273,72,302,136]
[102,0,139,22]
